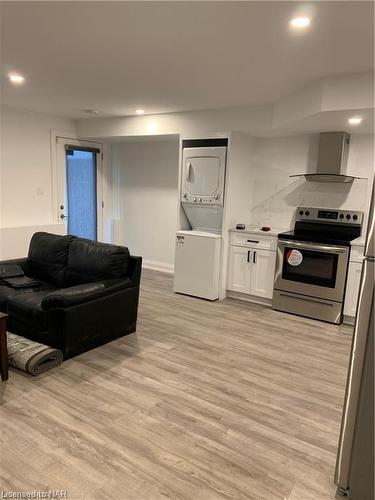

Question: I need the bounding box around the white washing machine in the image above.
[173,230,222,300]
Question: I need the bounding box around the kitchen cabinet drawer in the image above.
[230,232,277,251]
[350,245,365,264]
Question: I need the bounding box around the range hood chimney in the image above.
[290,132,362,183]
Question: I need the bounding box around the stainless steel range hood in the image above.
[290,132,362,183]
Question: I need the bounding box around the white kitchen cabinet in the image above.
[227,246,252,294]
[344,261,363,318]
[249,248,277,299]
[227,231,277,300]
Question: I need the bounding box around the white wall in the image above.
[1,106,77,227]
[111,139,179,272]
[249,133,374,234]
[220,132,256,297]
[225,132,256,228]
[0,106,77,258]
[77,72,373,139]
[77,104,272,139]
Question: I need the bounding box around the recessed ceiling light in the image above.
[290,17,311,28]
[8,73,25,84]
[136,109,145,115]
[348,117,362,125]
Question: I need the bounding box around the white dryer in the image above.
[181,141,227,232]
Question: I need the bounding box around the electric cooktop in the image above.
[278,207,363,247]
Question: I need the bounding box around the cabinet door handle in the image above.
[247,250,251,263]
[253,251,256,264]
[247,239,259,244]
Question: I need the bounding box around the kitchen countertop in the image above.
[229,225,289,237]
[351,236,366,247]
[230,227,367,246]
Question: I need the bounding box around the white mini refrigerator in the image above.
[173,230,222,300]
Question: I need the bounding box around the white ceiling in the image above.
[1,1,374,119]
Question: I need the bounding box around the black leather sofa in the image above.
[0,232,142,359]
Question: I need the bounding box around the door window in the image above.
[282,247,339,288]
[66,148,98,240]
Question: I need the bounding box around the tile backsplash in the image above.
[249,134,373,233]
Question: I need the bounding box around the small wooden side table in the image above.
[0,312,9,381]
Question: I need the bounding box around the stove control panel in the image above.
[296,207,363,225]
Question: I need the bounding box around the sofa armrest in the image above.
[0,257,33,277]
[0,257,37,278]
[42,278,134,309]
[0,257,28,267]
[127,256,142,286]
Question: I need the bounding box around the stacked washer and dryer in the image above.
[173,138,227,300]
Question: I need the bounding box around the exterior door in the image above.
[56,138,102,240]
[250,249,277,299]
[227,246,252,294]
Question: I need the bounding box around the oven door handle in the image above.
[278,239,348,253]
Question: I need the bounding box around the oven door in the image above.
[274,239,349,302]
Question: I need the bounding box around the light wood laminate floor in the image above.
[0,269,352,500]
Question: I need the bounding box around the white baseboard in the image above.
[142,259,174,275]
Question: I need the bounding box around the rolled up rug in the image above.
[7,332,63,376]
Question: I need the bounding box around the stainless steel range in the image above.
[273,207,363,324]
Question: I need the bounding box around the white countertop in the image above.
[230,226,367,246]
[351,236,366,247]
[229,225,289,237]
[177,230,222,239]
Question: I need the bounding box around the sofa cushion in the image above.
[0,285,30,312]
[27,232,71,287]
[65,237,130,286]
[7,290,54,330]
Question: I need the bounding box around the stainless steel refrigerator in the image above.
[335,181,374,499]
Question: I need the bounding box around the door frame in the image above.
[51,130,103,240]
